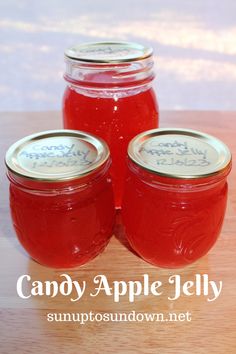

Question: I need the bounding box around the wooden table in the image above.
[0,111,235,354]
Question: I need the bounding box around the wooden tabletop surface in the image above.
[0,111,235,354]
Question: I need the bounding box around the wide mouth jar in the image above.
[122,128,232,268]
[5,130,115,268]
[64,41,155,89]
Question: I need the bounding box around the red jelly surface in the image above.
[63,87,159,207]
[9,171,115,268]
[122,162,228,268]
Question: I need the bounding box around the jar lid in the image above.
[5,130,110,182]
[128,128,232,179]
[64,41,153,63]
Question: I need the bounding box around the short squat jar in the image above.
[5,130,115,268]
[122,128,232,268]
[63,41,159,207]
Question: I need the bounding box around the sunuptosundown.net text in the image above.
[47,311,192,324]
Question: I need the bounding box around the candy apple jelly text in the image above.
[63,42,159,207]
[5,130,115,268]
[122,128,232,268]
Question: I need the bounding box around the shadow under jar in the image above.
[122,128,232,268]
[5,130,115,268]
[63,42,159,208]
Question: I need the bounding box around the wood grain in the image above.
[0,111,235,354]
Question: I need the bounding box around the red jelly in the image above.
[63,42,159,207]
[5,130,115,268]
[122,128,232,268]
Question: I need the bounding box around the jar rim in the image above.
[64,42,155,88]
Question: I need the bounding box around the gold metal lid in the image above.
[5,130,110,182]
[128,128,232,179]
[64,41,153,63]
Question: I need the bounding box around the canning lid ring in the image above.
[5,129,110,182]
[64,41,153,64]
[128,128,232,179]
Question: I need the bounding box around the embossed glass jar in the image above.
[122,128,232,268]
[5,130,115,268]
[63,41,159,207]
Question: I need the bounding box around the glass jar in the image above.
[5,130,115,268]
[122,128,232,268]
[63,42,159,208]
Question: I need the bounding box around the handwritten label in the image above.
[138,135,219,176]
[79,46,131,58]
[17,137,97,177]
[71,43,143,61]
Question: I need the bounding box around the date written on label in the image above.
[31,158,92,169]
[156,158,210,167]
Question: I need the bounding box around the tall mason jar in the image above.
[63,42,159,207]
